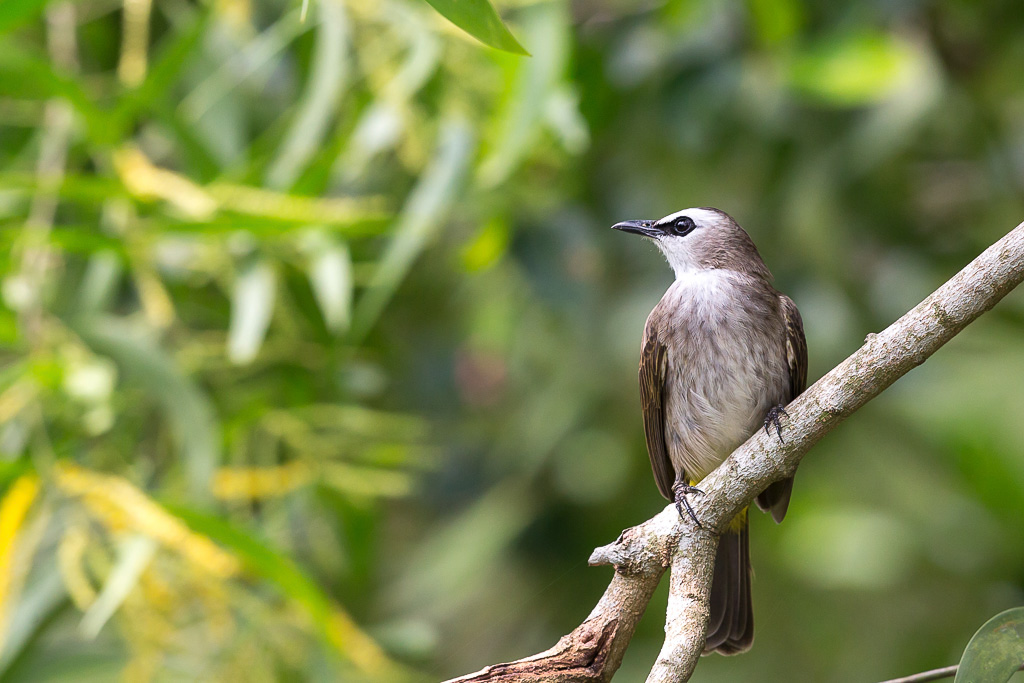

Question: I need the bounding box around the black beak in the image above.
[611,219,662,238]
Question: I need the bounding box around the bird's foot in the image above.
[672,481,704,528]
[763,404,789,443]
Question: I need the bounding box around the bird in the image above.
[612,207,807,655]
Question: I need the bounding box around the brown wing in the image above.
[755,294,807,522]
[639,327,677,501]
[781,294,808,402]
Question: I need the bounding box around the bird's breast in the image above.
[652,271,788,480]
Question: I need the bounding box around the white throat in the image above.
[654,240,700,279]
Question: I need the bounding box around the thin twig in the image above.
[878,661,1024,683]
[879,664,958,683]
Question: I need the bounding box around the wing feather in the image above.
[755,294,808,522]
[781,295,808,402]
[639,327,677,500]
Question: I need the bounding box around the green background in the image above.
[1,0,1023,680]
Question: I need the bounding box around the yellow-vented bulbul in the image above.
[612,207,807,655]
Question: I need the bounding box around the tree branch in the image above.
[444,221,1024,683]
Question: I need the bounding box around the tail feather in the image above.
[703,523,754,655]
[704,545,729,648]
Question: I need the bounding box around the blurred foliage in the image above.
[0,0,1023,681]
[422,0,528,55]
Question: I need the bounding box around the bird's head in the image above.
[612,207,770,280]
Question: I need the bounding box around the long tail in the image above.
[704,520,754,655]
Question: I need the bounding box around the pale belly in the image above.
[663,356,777,481]
[653,273,789,482]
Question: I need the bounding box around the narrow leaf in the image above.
[478,1,569,186]
[422,0,528,55]
[79,535,157,638]
[0,562,66,677]
[228,260,276,365]
[165,504,396,676]
[350,116,474,342]
[303,233,353,334]
[265,0,350,189]
[76,319,221,501]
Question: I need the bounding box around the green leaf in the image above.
[79,535,158,638]
[478,0,568,186]
[112,2,214,134]
[747,0,802,46]
[165,503,334,620]
[76,318,221,502]
[422,0,528,55]
[164,504,400,677]
[350,115,475,342]
[0,563,69,678]
[265,0,351,190]
[954,607,1024,683]
[0,0,53,36]
[76,251,123,314]
[0,49,110,143]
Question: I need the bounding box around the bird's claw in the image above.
[672,482,704,528]
[764,404,789,443]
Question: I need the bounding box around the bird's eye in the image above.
[671,216,696,236]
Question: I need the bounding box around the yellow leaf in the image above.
[55,463,241,579]
[0,474,41,646]
[113,146,217,219]
[211,462,313,501]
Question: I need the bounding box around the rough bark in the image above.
[444,221,1024,683]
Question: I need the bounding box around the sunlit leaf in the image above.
[0,474,43,671]
[301,231,353,334]
[0,474,39,605]
[788,32,917,106]
[422,0,528,55]
[209,184,387,225]
[113,147,217,219]
[212,463,312,501]
[321,462,410,498]
[79,535,157,638]
[228,260,276,365]
[460,218,509,272]
[54,464,239,577]
[954,607,1024,683]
